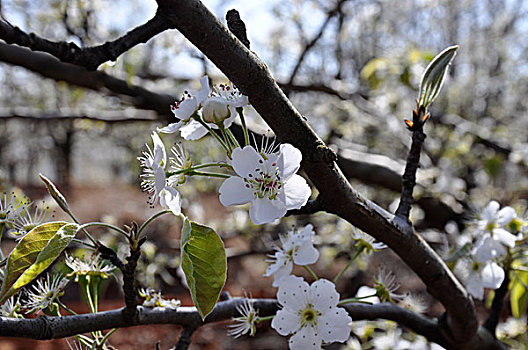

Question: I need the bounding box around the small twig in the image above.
[173,326,197,350]
[394,128,426,223]
[226,9,250,49]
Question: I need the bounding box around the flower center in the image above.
[243,161,283,200]
[299,304,320,327]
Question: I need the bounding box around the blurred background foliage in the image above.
[1,0,528,348]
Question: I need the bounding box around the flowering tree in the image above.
[0,1,527,349]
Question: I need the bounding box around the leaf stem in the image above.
[136,210,172,239]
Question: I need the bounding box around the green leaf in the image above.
[418,45,459,108]
[180,218,227,320]
[510,271,528,318]
[0,221,75,304]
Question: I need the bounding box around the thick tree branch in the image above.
[158,0,477,344]
[0,10,171,70]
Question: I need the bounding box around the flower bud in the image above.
[202,97,230,123]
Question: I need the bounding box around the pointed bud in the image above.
[418,45,459,108]
[39,174,71,214]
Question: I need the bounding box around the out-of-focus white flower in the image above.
[0,296,22,318]
[374,268,404,302]
[398,293,427,314]
[219,144,311,225]
[271,276,352,349]
[473,201,518,261]
[65,254,115,280]
[25,274,69,314]
[159,76,210,134]
[139,288,181,309]
[264,224,319,287]
[228,296,259,338]
[138,132,182,215]
[466,260,504,300]
[496,317,527,338]
[351,227,387,254]
[0,192,28,226]
[355,285,380,304]
[13,201,52,235]
[372,328,412,350]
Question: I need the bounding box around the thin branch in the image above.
[394,129,427,223]
[173,326,197,350]
[286,196,326,216]
[284,0,348,92]
[0,10,171,70]
[0,108,157,123]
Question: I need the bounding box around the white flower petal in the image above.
[355,286,380,304]
[232,146,262,178]
[474,235,507,262]
[466,272,484,299]
[481,262,505,289]
[482,201,500,222]
[158,121,184,134]
[271,308,300,336]
[496,206,516,227]
[293,242,319,266]
[151,132,166,166]
[282,174,311,209]
[278,144,302,180]
[179,119,209,140]
[196,76,210,104]
[293,224,314,242]
[493,228,517,248]
[173,97,198,120]
[249,197,286,225]
[276,275,310,312]
[289,325,322,350]
[159,187,182,215]
[219,177,253,206]
[154,166,167,194]
[309,279,339,310]
[318,307,352,342]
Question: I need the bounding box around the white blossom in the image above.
[264,224,319,287]
[228,296,259,338]
[25,274,69,314]
[271,276,351,349]
[139,288,180,309]
[465,260,504,300]
[219,144,311,225]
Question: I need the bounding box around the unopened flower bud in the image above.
[202,97,230,123]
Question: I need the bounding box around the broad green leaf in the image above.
[0,221,70,304]
[181,218,226,320]
[418,45,459,108]
[510,271,528,318]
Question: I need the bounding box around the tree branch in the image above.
[0,10,171,70]
[159,0,477,344]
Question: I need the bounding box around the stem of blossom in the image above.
[237,107,250,147]
[75,334,94,348]
[303,265,318,281]
[219,126,235,153]
[257,315,275,322]
[187,171,230,178]
[337,294,378,306]
[136,210,172,239]
[225,128,241,149]
[167,162,233,177]
[194,116,231,157]
[83,282,96,314]
[333,246,364,284]
[99,328,117,346]
[57,300,77,315]
[78,222,129,239]
[72,238,98,249]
